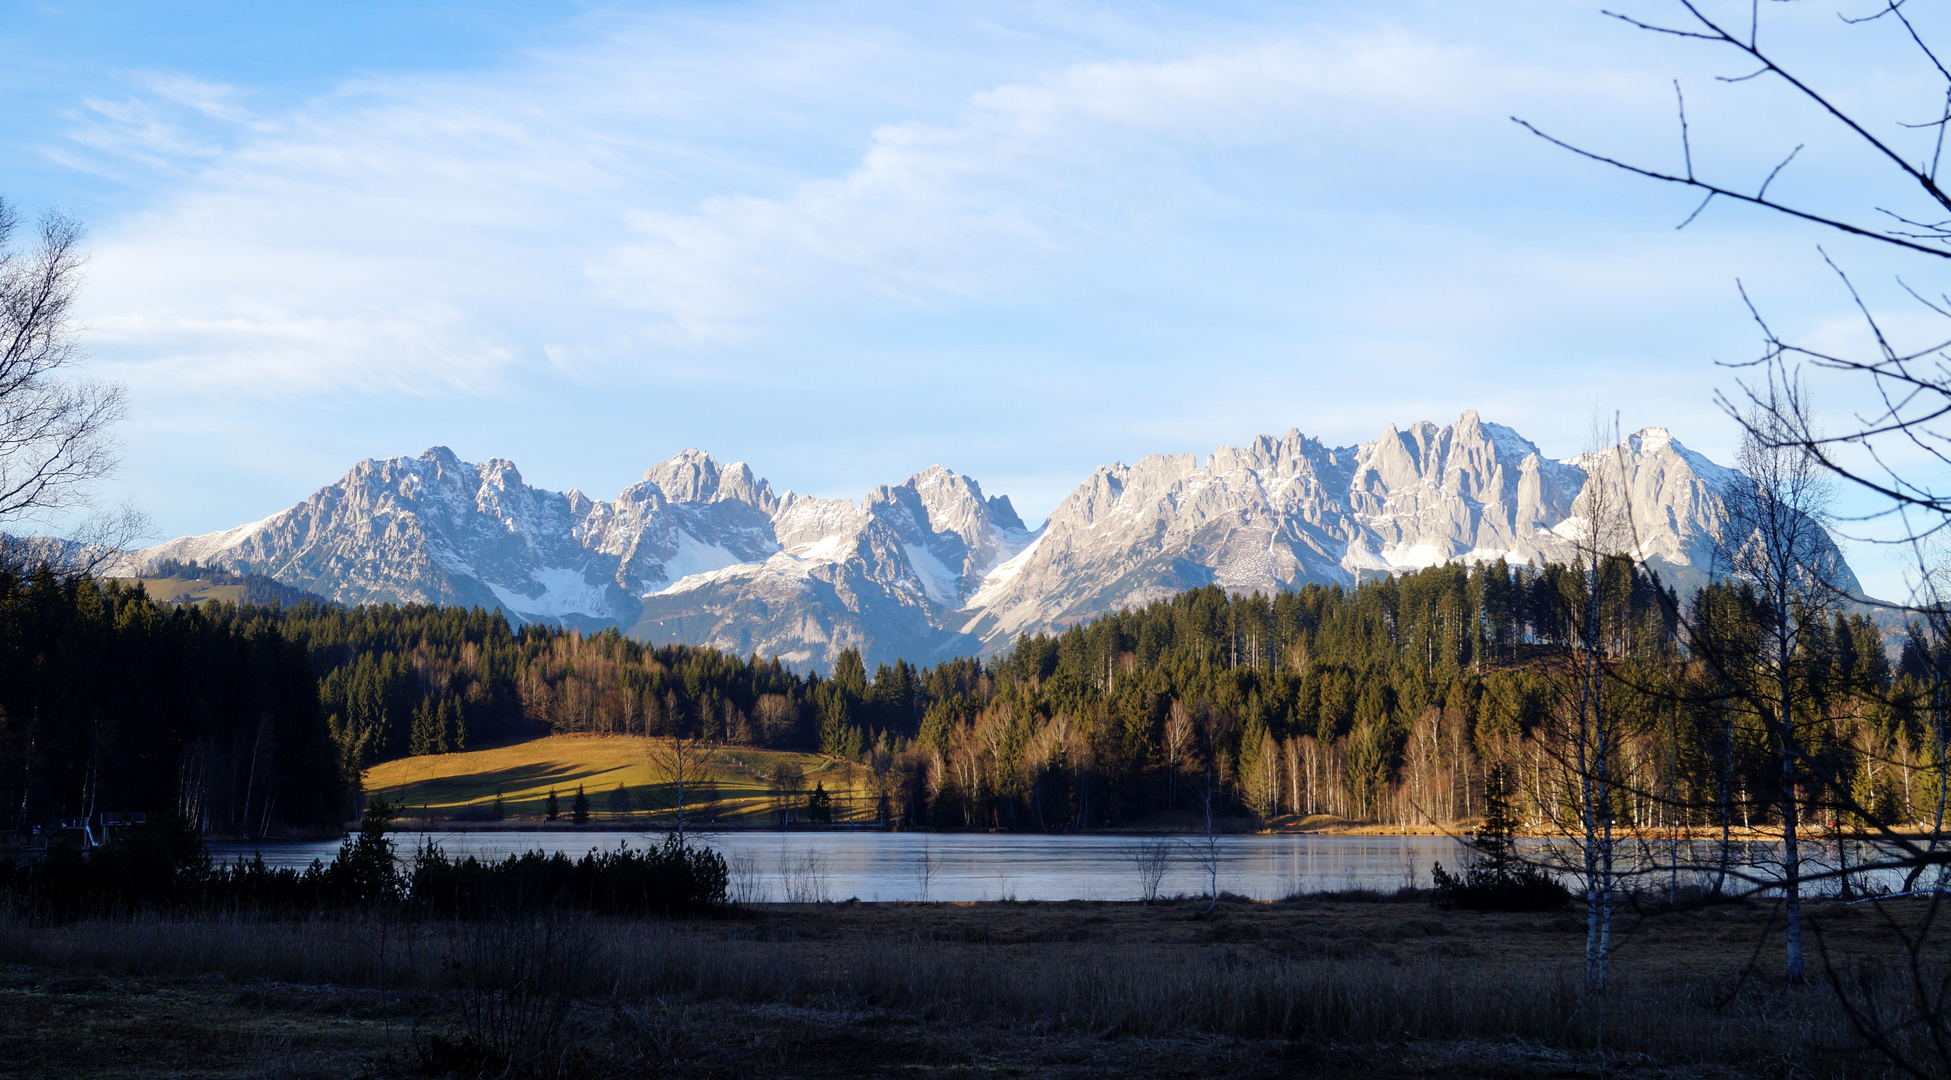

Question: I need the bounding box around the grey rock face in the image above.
[129,446,1032,669]
[125,412,1857,669]
[957,411,1857,651]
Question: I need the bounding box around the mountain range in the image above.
[125,410,1857,670]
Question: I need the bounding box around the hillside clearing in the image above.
[363,734,875,825]
[124,576,247,605]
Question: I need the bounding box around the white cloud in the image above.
[41,0,1946,604]
[66,18,1577,390]
[591,34,1559,340]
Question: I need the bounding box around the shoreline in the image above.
[292,818,1951,843]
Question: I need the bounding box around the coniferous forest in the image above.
[0,569,343,837]
[2,550,1934,839]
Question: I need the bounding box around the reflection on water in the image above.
[207,830,1934,902]
[210,831,1463,902]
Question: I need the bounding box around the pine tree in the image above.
[571,784,590,825]
[832,649,869,699]
[545,788,560,821]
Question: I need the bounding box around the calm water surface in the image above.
[208,829,1927,902]
[210,831,1461,902]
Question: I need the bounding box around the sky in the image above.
[4,0,1949,601]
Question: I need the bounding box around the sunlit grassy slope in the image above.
[128,577,247,605]
[363,734,873,824]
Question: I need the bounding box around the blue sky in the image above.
[4,0,1946,600]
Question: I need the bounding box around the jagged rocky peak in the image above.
[122,412,1861,672]
[418,445,467,472]
[852,465,1037,606]
[1209,428,1348,478]
[476,456,527,489]
[1357,410,1532,498]
[868,466,1010,546]
[1347,411,1584,553]
[642,449,779,512]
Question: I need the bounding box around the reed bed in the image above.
[0,905,1906,1075]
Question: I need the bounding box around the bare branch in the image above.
[1513,119,1951,258]
[0,196,127,527]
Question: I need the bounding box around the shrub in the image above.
[1429,860,1569,912]
[1430,765,1569,912]
[2,796,726,918]
[408,835,728,916]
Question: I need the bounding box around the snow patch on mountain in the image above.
[645,531,747,595]
[965,529,1046,610]
[1381,543,1451,569]
[124,412,1858,670]
[488,567,613,619]
[903,543,960,605]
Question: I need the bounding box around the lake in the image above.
[211,830,1467,902]
[208,828,1926,902]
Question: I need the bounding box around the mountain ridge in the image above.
[123,411,1856,670]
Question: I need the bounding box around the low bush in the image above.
[1428,762,1571,912]
[408,835,728,917]
[1429,860,1569,912]
[2,801,726,919]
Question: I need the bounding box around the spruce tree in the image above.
[408,699,443,756]
[545,788,560,821]
[440,697,465,752]
[1474,762,1517,882]
[818,692,864,760]
[571,784,590,825]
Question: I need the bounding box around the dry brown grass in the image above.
[2,897,1943,1078]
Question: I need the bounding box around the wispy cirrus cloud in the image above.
[66,16,1599,395]
[31,0,1935,597]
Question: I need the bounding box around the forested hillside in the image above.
[822,559,1911,832]
[0,569,344,837]
[190,555,1922,835]
[4,552,1925,836]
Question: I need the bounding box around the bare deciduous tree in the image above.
[645,728,716,846]
[1123,839,1173,905]
[768,759,806,825]
[1720,380,1843,983]
[1516,2,1951,262]
[0,198,126,533]
[1528,2,1951,1057]
[1517,1,1951,538]
[1568,416,1632,994]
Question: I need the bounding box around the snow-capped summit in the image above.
[124,414,1857,670]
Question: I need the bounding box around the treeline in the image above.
[3,569,839,837]
[6,554,1925,838]
[0,568,344,838]
[211,602,815,783]
[220,553,1925,839]
[800,559,1919,835]
[3,806,727,918]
